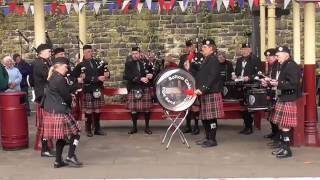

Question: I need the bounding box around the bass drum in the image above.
[155,68,196,112]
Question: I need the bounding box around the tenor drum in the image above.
[155,68,196,112]
[223,81,244,101]
[246,88,270,111]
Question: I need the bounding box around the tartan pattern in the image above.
[190,98,200,112]
[35,103,44,128]
[71,95,82,121]
[199,93,225,120]
[272,101,297,128]
[127,88,153,112]
[42,111,81,140]
[82,92,104,113]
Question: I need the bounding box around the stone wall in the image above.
[0,7,319,87]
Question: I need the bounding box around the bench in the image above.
[99,87,263,130]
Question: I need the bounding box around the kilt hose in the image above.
[127,88,153,112]
[82,92,104,114]
[199,92,225,120]
[43,111,81,140]
[271,101,297,129]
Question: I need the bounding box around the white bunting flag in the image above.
[222,0,229,10]
[122,0,131,10]
[217,0,223,12]
[102,0,107,6]
[79,2,85,12]
[248,0,254,10]
[23,2,30,13]
[284,0,291,9]
[65,3,72,14]
[178,1,186,12]
[30,5,34,15]
[73,3,79,13]
[93,2,101,14]
[137,2,143,13]
[146,0,152,10]
[196,0,201,6]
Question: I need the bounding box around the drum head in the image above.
[156,68,196,112]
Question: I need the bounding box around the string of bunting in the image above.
[0,0,317,17]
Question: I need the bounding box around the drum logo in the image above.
[161,75,192,105]
[248,95,255,105]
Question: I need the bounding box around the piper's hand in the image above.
[264,77,271,82]
[194,89,202,95]
[146,73,153,79]
[98,76,107,82]
[231,74,237,80]
[270,80,278,87]
[140,77,149,84]
[243,76,250,82]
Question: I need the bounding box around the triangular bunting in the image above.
[137,2,143,13]
[2,7,10,16]
[102,0,107,6]
[146,0,152,10]
[51,2,58,14]
[238,0,244,9]
[222,0,229,10]
[73,3,79,13]
[207,0,212,11]
[217,0,223,12]
[88,2,94,10]
[179,1,187,12]
[65,3,72,14]
[17,5,24,16]
[30,5,34,15]
[23,2,30,13]
[284,0,291,9]
[59,4,66,14]
[122,0,131,10]
[183,0,189,8]
[151,2,158,12]
[93,2,101,14]
[79,2,85,12]
[229,0,235,9]
[44,4,51,14]
[9,2,16,13]
[248,0,254,10]
[253,0,259,7]
[108,2,116,13]
[196,0,201,6]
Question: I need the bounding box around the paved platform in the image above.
[0,113,320,179]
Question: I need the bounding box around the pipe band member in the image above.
[179,39,203,135]
[270,46,301,159]
[42,57,83,168]
[194,38,225,148]
[124,46,154,135]
[234,43,262,135]
[261,48,280,146]
[72,45,107,137]
[32,43,55,157]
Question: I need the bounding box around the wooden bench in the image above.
[100,87,263,129]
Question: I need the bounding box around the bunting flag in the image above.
[59,4,66,14]
[137,2,143,13]
[108,2,116,13]
[51,2,58,14]
[72,3,79,13]
[178,1,187,12]
[151,2,158,12]
[217,0,223,12]
[79,2,85,11]
[23,2,30,13]
[65,3,72,14]
[145,0,152,10]
[9,2,16,13]
[183,0,190,8]
[2,7,10,16]
[248,0,254,10]
[207,0,212,11]
[229,0,235,10]
[121,0,131,10]
[238,0,244,9]
[284,0,291,9]
[102,0,107,6]
[222,0,229,10]
[88,2,95,10]
[211,0,217,10]
[253,0,259,7]
[93,2,101,14]
[44,4,51,14]
[159,0,175,13]
[196,0,201,6]
[17,5,24,16]
[30,5,34,15]
[130,0,137,8]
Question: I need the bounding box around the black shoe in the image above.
[238,128,248,134]
[195,138,208,145]
[276,149,292,159]
[272,148,285,155]
[264,132,275,139]
[128,128,138,134]
[182,127,192,133]
[191,127,200,135]
[201,140,217,148]
[87,131,93,137]
[94,130,105,136]
[41,151,56,157]
[144,128,152,135]
[243,128,253,135]
[54,161,69,168]
[66,155,83,167]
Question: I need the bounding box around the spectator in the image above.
[2,56,22,92]
[0,60,9,92]
[13,53,32,115]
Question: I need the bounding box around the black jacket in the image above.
[72,58,105,93]
[178,52,203,77]
[15,60,32,88]
[235,54,262,82]
[220,60,234,82]
[124,59,154,91]
[195,53,224,94]
[44,72,72,114]
[277,59,301,102]
[31,57,51,103]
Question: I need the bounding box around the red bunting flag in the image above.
[59,4,66,14]
[17,5,24,16]
[118,0,130,13]
[51,2,58,14]
[253,0,259,7]
[211,0,217,9]
[9,2,17,13]
[229,0,235,10]
[159,0,175,13]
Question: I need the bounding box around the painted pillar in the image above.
[79,1,87,61]
[267,3,276,49]
[260,0,266,63]
[34,0,46,47]
[293,0,301,64]
[303,3,318,146]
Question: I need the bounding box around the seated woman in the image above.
[42,57,83,168]
[2,56,22,92]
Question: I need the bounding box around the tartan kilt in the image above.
[82,92,104,113]
[36,103,44,128]
[271,101,297,128]
[199,93,225,120]
[127,88,153,112]
[42,111,81,140]
[190,98,200,112]
[71,95,81,121]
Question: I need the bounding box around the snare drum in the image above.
[223,81,244,101]
[246,88,270,111]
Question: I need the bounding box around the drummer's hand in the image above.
[261,79,268,87]
[146,73,153,79]
[243,76,250,82]
[140,77,149,83]
[98,75,107,82]
[270,80,278,87]
[77,77,84,84]
[194,89,202,95]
